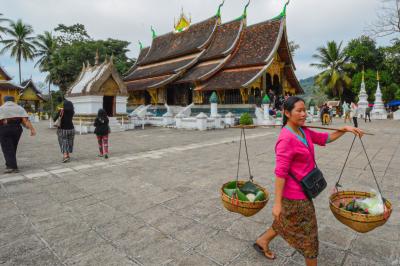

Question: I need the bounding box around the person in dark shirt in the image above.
[0,96,36,173]
[365,106,372,122]
[53,99,75,163]
[93,109,110,159]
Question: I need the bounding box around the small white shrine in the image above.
[66,52,130,133]
[66,53,128,118]
[357,69,369,118]
[371,72,387,120]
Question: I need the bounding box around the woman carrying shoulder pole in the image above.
[254,96,363,266]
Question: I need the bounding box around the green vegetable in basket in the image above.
[225,181,238,189]
[223,187,249,202]
[223,188,236,197]
[254,190,266,201]
[234,188,249,201]
[240,181,259,195]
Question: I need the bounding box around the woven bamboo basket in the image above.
[220,181,269,217]
[329,191,392,233]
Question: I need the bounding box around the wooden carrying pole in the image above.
[232,125,374,136]
[305,125,374,136]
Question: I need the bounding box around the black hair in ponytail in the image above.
[282,96,305,127]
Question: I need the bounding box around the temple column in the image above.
[216,91,225,104]
[262,72,267,95]
[157,87,166,104]
[147,88,158,104]
[240,88,249,104]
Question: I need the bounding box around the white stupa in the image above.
[357,68,369,118]
[371,71,387,120]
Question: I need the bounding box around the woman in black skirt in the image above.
[54,99,75,163]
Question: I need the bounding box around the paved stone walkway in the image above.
[0,119,399,265]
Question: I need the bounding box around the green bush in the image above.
[239,113,253,125]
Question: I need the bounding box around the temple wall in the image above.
[20,87,41,101]
[116,96,128,114]
[67,96,103,115]
[0,90,20,105]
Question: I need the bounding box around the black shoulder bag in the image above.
[288,138,327,200]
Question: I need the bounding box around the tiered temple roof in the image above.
[67,57,127,97]
[124,5,303,94]
[124,16,219,91]
[176,19,244,83]
[20,79,46,101]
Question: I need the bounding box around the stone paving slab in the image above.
[0,119,399,265]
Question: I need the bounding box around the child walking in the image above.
[94,109,110,159]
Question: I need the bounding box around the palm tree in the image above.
[0,13,10,40]
[33,31,57,119]
[311,41,354,100]
[0,19,36,84]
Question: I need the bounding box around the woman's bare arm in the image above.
[21,118,36,136]
[328,125,364,143]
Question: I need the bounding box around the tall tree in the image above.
[0,19,36,84]
[33,31,58,117]
[0,13,10,40]
[311,41,355,101]
[382,39,400,84]
[345,36,385,71]
[54,23,91,45]
[369,0,400,38]
[48,39,133,92]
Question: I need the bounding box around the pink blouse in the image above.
[274,127,329,200]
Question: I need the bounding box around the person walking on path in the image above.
[365,106,372,122]
[320,104,330,125]
[93,109,110,159]
[342,101,351,123]
[53,99,75,163]
[0,96,36,173]
[254,96,363,266]
[350,102,359,128]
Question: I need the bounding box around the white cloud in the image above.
[0,0,390,84]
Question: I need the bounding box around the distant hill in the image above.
[299,76,316,98]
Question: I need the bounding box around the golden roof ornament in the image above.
[174,7,191,33]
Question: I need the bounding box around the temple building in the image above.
[0,66,22,104]
[66,53,128,118]
[124,1,303,110]
[19,79,46,112]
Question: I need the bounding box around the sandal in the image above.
[253,243,276,260]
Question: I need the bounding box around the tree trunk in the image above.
[48,79,53,117]
[48,78,54,128]
[18,59,21,85]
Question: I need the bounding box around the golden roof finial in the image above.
[174,7,191,32]
[377,70,380,81]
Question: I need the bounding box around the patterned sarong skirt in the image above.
[272,198,319,259]
[57,128,75,154]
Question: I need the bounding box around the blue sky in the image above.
[0,0,393,89]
